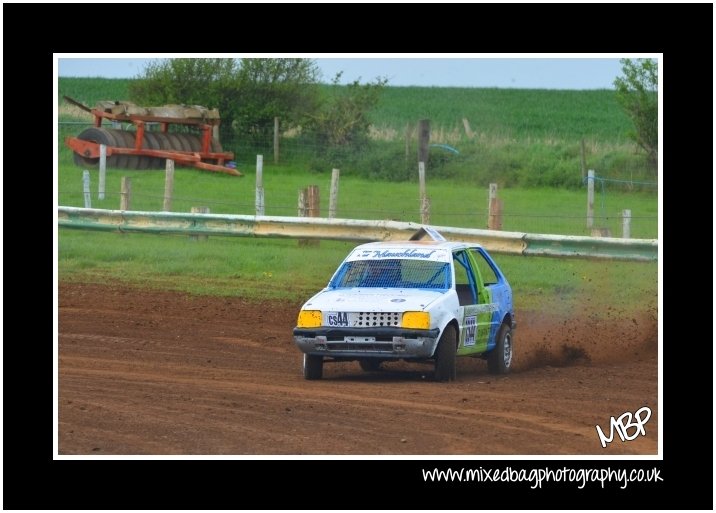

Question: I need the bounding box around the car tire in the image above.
[434,326,457,382]
[487,323,513,374]
[358,359,381,372]
[303,354,323,380]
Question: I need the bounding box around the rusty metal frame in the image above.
[64,97,241,176]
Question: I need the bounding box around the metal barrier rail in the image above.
[57,207,658,261]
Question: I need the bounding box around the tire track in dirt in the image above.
[58,282,658,455]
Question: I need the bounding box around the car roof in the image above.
[353,240,482,252]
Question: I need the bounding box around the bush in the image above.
[129,58,321,143]
[303,74,388,154]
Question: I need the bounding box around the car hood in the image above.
[303,288,445,312]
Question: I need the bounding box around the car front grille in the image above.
[351,311,401,327]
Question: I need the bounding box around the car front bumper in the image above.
[293,326,440,359]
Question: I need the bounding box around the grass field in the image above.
[58,76,655,187]
[58,161,658,314]
[58,158,658,238]
[59,78,631,142]
[57,76,658,315]
[58,228,657,314]
[373,87,632,143]
[58,77,135,113]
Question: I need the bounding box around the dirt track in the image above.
[58,283,658,455]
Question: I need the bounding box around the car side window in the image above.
[453,251,477,306]
[471,249,500,286]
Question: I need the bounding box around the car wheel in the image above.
[434,326,457,382]
[487,323,513,374]
[303,354,323,380]
[358,359,381,372]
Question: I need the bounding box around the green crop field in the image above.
[373,87,632,143]
[59,77,135,110]
[57,76,658,315]
[58,76,656,188]
[59,78,631,142]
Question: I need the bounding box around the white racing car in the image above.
[293,229,516,381]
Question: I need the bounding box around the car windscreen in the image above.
[329,259,451,290]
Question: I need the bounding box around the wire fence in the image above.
[59,121,660,184]
[59,122,330,167]
[57,184,658,240]
[59,123,658,239]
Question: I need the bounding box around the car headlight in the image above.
[402,311,430,329]
[297,310,322,328]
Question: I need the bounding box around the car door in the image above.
[453,250,489,355]
[469,248,507,351]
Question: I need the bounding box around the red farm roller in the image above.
[63,96,241,176]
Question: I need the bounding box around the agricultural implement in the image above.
[63,96,241,176]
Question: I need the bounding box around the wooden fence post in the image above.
[462,118,473,139]
[273,117,280,164]
[586,169,595,229]
[417,119,430,165]
[298,186,319,247]
[421,197,431,224]
[98,144,106,200]
[298,188,307,217]
[306,185,320,218]
[329,168,340,219]
[255,154,265,216]
[120,176,131,210]
[418,161,429,224]
[404,122,411,163]
[83,170,91,208]
[190,206,209,241]
[622,209,632,239]
[163,159,174,211]
[580,139,587,180]
[488,183,503,230]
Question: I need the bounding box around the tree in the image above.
[305,73,388,149]
[129,58,238,110]
[233,58,320,140]
[613,58,658,172]
[128,58,386,161]
[129,58,320,140]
